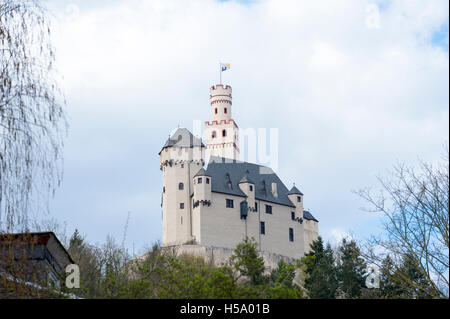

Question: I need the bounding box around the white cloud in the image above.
[45,0,448,249]
[329,228,353,246]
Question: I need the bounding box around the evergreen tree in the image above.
[336,238,366,298]
[396,253,433,299]
[377,255,400,298]
[302,237,338,298]
[229,237,266,286]
[69,229,84,248]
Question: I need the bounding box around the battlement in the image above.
[210,84,232,97]
[204,119,239,128]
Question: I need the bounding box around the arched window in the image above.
[215,108,218,114]
[212,131,216,138]
[224,108,227,114]
[222,129,227,137]
[179,183,184,190]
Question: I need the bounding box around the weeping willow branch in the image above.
[0,0,67,232]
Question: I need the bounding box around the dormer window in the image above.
[225,173,232,189]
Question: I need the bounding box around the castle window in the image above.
[181,164,184,168]
[180,203,184,209]
[249,185,253,192]
[163,186,165,193]
[181,217,183,224]
[289,228,294,242]
[198,178,202,184]
[222,129,227,137]
[291,212,295,220]
[255,202,258,211]
[226,199,234,208]
[215,108,218,114]
[224,108,227,114]
[265,205,272,214]
[297,196,301,203]
[212,131,216,138]
[179,183,184,190]
[206,178,210,184]
[260,221,265,235]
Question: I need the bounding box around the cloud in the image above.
[44,0,448,250]
[328,228,353,246]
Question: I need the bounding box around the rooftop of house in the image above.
[0,231,74,268]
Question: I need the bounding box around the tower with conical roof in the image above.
[159,128,205,246]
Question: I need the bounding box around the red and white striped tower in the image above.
[204,84,239,161]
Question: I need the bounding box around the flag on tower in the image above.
[220,63,231,72]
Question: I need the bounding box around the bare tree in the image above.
[0,0,67,232]
[356,147,449,298]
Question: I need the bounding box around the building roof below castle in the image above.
[204,157,307,214]
[159,128,204,154]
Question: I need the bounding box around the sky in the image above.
[40,0,449,254]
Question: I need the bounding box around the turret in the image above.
[288,185,304,221]
[205,84,240,161]
[193,168,211,205]
[159,128,205,246]
[210,84,232,122]
[238,172,256,211]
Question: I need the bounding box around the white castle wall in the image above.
[160,145,204,246]
[193,192,305,260]
[166,244,298,271]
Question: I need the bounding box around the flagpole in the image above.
[219,63,222,84]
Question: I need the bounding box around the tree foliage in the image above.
[336,238,366,298]
[302,237,338,298]
[357,148,449,297]
[65,234,305,299]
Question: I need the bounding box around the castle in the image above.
[159,83,318,266]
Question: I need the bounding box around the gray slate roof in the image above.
[194,167,210,177]
[303,210,318,222]
[205,156,295,208]
[159,128,204,154]
[288,185,303,195]
[238,172,254,184]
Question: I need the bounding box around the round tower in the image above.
[159,128,205,246]
[210,84,232,122]
[205,84,240,161]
